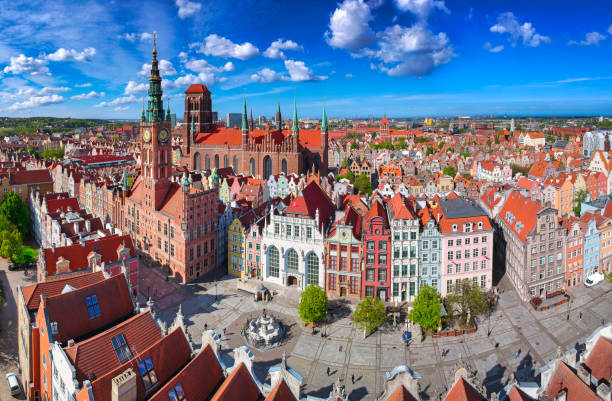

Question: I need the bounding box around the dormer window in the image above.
[478,221,483,229]
[138,356,158,391]
[452,224,458,232]
[168,383,186,401]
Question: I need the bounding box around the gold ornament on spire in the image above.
[153,30,157,57]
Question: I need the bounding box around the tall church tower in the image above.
[141,33,172,210]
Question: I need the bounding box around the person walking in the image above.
[516,349,521,359]
[327,367,330,376]
[351,374,355,384]
[579,311,583,319]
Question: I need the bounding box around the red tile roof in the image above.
[265,379,296,401]
[444,377,486,401]
[286,182,334,230]
[585,336,612,383]
[544,362,601,401]
[387,193,416,220]
[185,84,211,94]
[45,197,80,214]
[506,386,534,401]
[65,311,162,384]
[42,234,135,277]
[387,384,419,401]
[43,274,134,344]
[498,191,545,243]
[149,344,224,401]
[10,169,52,185]
[21,271,105,312]
[210,363,260,401]
[194,127,323,150]
[365,199,389,229]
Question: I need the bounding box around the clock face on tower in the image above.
[159,127,170,143]
[142,128,152,143]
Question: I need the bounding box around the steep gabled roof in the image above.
[498,191,546,243]
[543,362,601,401]
[265,379,296,401]
[210,363,260,401]
[387,384,419,401]
[444,377,486,401]
[21,271,105,312]
[585,336,612,383]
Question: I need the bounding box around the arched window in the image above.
[263,155,272,179]
[205,155,210,170]
[287,249,298,272]
[306,253,319,286]
[281,159,287,175]
[250,158,255,176]
[269,247,279,278]
[224,155,229,167]
[194,153,201,170]
[214,154,219,169]
[233,156,239,172]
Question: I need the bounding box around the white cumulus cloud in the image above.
[138,59,177,76]
[122,32,154,42]
[46,47,96,62]
[175,0,201,18]
[568,32,606,46]
[114,106,129,111]
[8,94,64,111]
[124,81,148,95]
[195,34,260,60]
[490,12,550,47]
[284,60,327,82]
[71,91,105,100]
[75,83,92,88]
[251,68,289,83]
[325,0,375,51]
[13,86,70,98]
[263,39,303,59]
[3,54,49,75]
[95,95,138,108]
[484,42,504,53]
[394,0,449,19]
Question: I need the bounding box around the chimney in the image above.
[111,368,137,401]
[577,364,591,386]
[67,339,75,347]
[73,222,79,235]
[85,219,91,232]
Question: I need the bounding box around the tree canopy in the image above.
[446,281,488,328]
[0,192,30,237]
[354,296,387,335]
[298,285,328,324]
[408,285,441,333]
[0,229,22,262]
[353,173,373,196]
[442,166,457,177]
[41,147,64,160]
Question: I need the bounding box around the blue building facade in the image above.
[583,218,600,280]
[419,214,442,293]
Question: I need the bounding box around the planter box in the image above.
[433,334,441,338]
[541,306,549,311]
[456,330,464,336]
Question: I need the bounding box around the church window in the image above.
[269,247,279,278]
[307,253,319,285]
[250,158,255,176]
[282,159,287,175]
[233,156,239,171]
[287,249,298,272]
[224,155,229,167]
[205,155,210,170]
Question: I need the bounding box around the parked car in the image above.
[6,372,21,396]
[7,263,21,271]
[585,272,605,287]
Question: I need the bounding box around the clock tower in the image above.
[141,33,172,210]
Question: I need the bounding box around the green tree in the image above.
[41,147,64,160]
[336,170,355,182]
[446,281,488,328]
[408,285,441,334]
[437,142,445,149]
[510,163,530,177]
[459,152,470,158]
[563,134,570,141]
[415,136,429,143]
[0,229,22,261]
[354,296,387,337]
[0,192,30,237]
[486,139,492,148]
[341,158,349,169]
[425,146,435,155]
[442,166,457,177]
[574,189,588,216]
[494,135,500,144]
[353,173,373,195]
[350,142,358,150]
[298,285,328,324]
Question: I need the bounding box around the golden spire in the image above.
[153,30,157,58]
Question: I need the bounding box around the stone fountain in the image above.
[244,309,285,350]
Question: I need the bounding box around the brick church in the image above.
[179,86,329,178]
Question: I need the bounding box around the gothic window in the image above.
[250,158,255,176]
[287,249,298,272]
[269,246,279,278]
[214,154,219,169]
[282,159,287,175]
[306,253,319,286]
[263,155,272,179]
[194,153,201,171]
[224,155,229,167]
[233,156,239,172]
[205,155,210,170]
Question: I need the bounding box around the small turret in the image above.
[292,98,299,138]
[276,102,282,132]
[241,97,248,150]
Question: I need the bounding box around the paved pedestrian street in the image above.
[142,265,612,400]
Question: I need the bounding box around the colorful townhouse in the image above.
[563,217,584,289]
[439,198,494,297]
[581,213,601,281]
[245,218,264,278]
[418,204,442,293]
[598,215,612,276]
[325,206,363,298]
[361,199,392,300]
[227,216,247,277]
[387,193,419,302]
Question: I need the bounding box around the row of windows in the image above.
[447,260,488,274]
[392,264,416,277]
[392,246,417,259]
[392,282,416,297]
[530,265,564,281]
[329,256,360,272]
[393,231,417,241]
[327,274,359,293]
[529,252,563,267]
[446,276,487,292]
[267,247,319,285]
[447,236,486,247]
[274,223,313,239]
[366,253,387,265]
[447,248,487,260]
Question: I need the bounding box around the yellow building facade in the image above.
[227,217,246,277]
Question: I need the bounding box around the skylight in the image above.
[111,334,132,364]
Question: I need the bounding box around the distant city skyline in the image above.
[1,0,612,119]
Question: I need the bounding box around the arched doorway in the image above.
[224,155,229,167]
[194,153,201,170]
[205,155,210,170]
[287,276,298,286]
[281,159,287,175]
[306,252,319,286]
[249,158,255,176]
[263,155,272,179]
[268,246,279,278]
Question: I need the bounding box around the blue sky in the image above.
[1,0,612,119]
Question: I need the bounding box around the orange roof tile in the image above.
[387,384,419,401]
[444,377,486,401]
[22,271,105,312]
[543,362,600,401]
[185,84,211,94]
[585,336,612,383]
[265,379,296,401]
[498,191,545,243]
[210,363,260,401]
